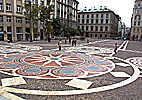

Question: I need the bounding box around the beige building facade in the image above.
[0,0,78,42]
[78,7,119,39]
[131,0,142,40]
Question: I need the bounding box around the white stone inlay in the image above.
[110,72,130,78]
[65,79,93,90]
[1,77,26,87]
[115,63,130,67]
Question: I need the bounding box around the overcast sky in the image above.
[78,0,135,27]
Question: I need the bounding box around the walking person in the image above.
[74,39,77,47]
[72,39,74,46]
[58,40,62,50]
[114,43,117,54]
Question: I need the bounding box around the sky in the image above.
[78,0,135,27]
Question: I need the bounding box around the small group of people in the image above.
[72,39,77,46]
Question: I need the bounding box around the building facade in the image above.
[131,0,142,41]
[77,7,119,39]
[0,0,78,42]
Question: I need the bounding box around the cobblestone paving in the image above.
[0,39,141,100]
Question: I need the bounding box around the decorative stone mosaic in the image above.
[0,50,115,79]
[127,57,142,69]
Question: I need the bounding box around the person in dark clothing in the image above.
[58,40,62,50]
[114,43,117,54]
[74,39,77,46]
[72,40,74,46]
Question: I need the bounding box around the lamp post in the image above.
[26,0,32,42]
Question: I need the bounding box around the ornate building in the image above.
[131,0,142,41]
[77,7,120,39]
[0,0,78,41]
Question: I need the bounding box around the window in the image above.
[95,34,97,37]
[134,22,136,26]
[78,15,80,18]
[101,19,103,24]
[0,16,3,22]
[100,34,102,37]
[138,16,141,20]
[95,26,98,31]
[7,16,11,22]
[82,15,84,18]
[100,26,103,31]
[0,3,2,11]
[17,5,21,13]
[105,26,108,31]
[96,19,98,24]
[7,26,11,32]
[40,1,44,6]
[78,19,80,24]
[0,26,3,32]
[82,19,84,24]
[16,17,22,23]
[106,19,109,24]
[135,16,137,20]
[82,26,84,30]
[87,14,89,18]
[16,27,22,33]
[138,22,140,26]
[87,19,89,23]
[106,14,109,18]
[91,26,94,31]
[6,3,11,11]
[101,14,103,18]
[91,19,93,24]
[137,10,139,14]
[96,14,99,18]
[25,18,30,24]
[91,14,94,18]
[86,26,89,31]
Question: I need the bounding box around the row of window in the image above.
[133,28,142,33]
[78,19,110,24]
[79,25,109,32]
[0,16,30,23]
[0,3,22,13]
[134,21,141,26]
[0,26,22,33]
[90,34,108,38]
[78,13,109,19]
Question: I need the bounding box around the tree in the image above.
[24,1,39,41]
[39,5,54,42]
[52,17,62,36]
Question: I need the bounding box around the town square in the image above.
[0,39,141,100]
[0,0,142,100]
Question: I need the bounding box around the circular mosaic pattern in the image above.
[0,50,115,79]
[1,63,19,69]
[81,64,108,72]
[16,67,49,76]
[23,54,85,67]
[51,68,85,77]
[127,57,142,68]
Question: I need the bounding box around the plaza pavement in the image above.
[0,39,141,100]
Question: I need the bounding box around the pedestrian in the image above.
[114,43,117,54]
[58,40,62,50]
[72,39,74,46]
[87,39,89,43]
[74,39,77,46]
[65,38,67,44]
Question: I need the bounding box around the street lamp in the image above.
[26,0,32,42]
